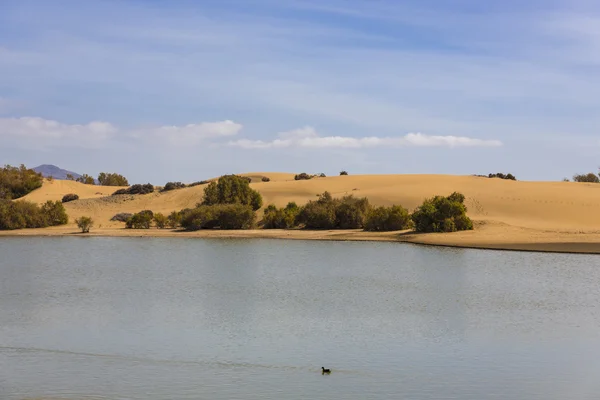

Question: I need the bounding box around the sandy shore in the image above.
[2,221,600,254]
[3,173,600,254]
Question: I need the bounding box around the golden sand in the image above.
[3,173,600,254]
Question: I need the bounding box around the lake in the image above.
[1,237,600,399]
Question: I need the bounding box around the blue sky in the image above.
[1,0,599,183]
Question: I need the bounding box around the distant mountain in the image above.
[33,164,82,180]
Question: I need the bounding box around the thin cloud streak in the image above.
[229,127,502,149]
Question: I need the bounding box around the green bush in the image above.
[573,173,600,183]
[98,172,129,186]
[294,172,312,181]
[201,174,263,211]
[364,205,412,231]
[262,202,301,229]
[411,192,473,233]
[0,164,43,200]
[75,216,93,233]
[0,199,68,230]
[340,171,348,176]
[125,210,154,229]
[261,176,271,182]
[62,193,79,203]
[153,212,168,228]
[180,204,256,230]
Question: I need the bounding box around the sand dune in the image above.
[9,173,600,254]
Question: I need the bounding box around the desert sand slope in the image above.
[10,173,600,253]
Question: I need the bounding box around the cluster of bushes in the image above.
[0,164,43,200]
[160,182,187,192]
[62,193,79,203]
[112,183,154,196]
[572,172,600,183]
[98,172,129,186]
[260,191,472,233]
[0,199,68,230]
[488,173,517,180]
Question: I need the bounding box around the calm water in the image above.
[1,237,600,399]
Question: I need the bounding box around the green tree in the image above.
[76,174,95,185]
[201,175,263,211]
[75,216,93,233]
[262,202,301,229]
[98,172,129,186]
[66,174,75,181]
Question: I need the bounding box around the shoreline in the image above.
[2,224,599,255]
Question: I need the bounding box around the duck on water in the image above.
[321,367,331,375]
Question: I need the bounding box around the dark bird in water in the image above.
[322,367,331,375]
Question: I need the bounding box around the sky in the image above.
[1,0,599,183]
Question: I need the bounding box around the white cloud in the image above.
[0,117,243,149]
[229,126,503,149]
[0,117,117,149]
[147,120,243,146]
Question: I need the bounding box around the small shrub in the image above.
[411,192,473,233]
[261,176,271,182]
[66,174,75,181]
[75,216,93,233]
[153,213,168,229]
[112,183,154,196]
[62,193,79,203]
[364,205,412,231]
[161,182,187,192]
[294,172,312,181]
[572,173,600,183]
[340,171,348,176]
[318,173,326,178]
[111,213,133,222]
